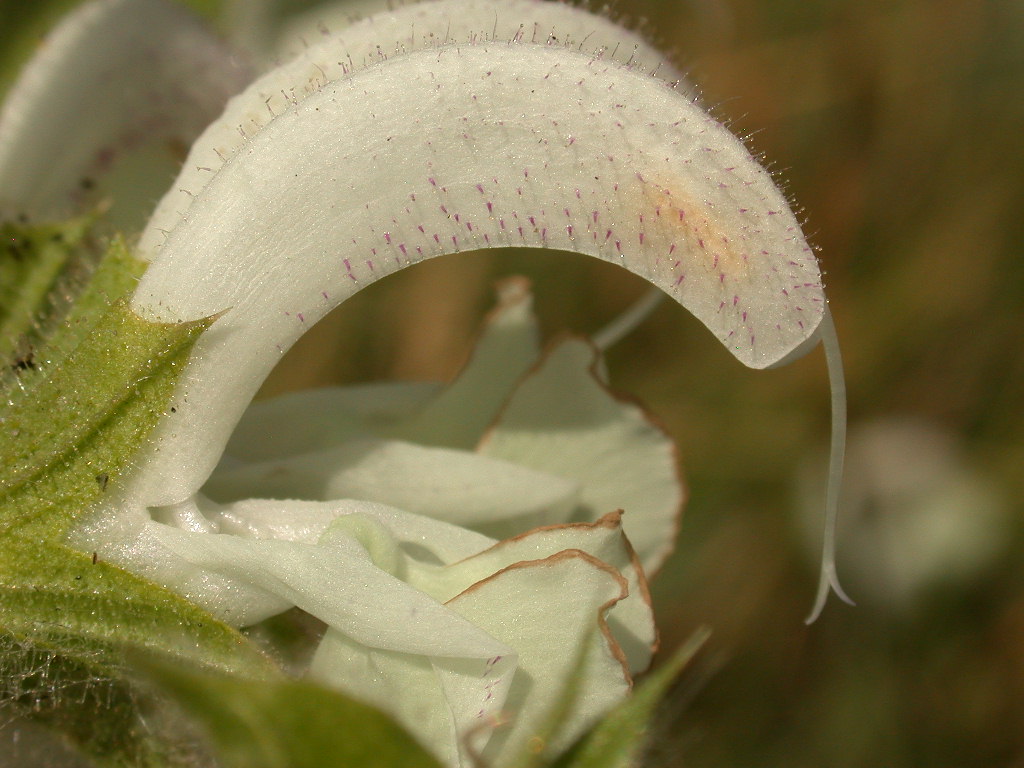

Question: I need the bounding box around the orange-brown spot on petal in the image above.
[640,176,749,280]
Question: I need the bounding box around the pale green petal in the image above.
[148,522,512,662]
[309,631,518,768]
[480,338,683,573]
[204,439,580,530]
[393,277,540,450]
[211,497,497,564]
[0,0,250,223]
[223,381,441,462]
[311,549,634,768]
[68,503,294,627]
[407,513,655,676]
[144,512,525,767]
[73,495,503,627]
[447,551,631,767]
[221,278,538,464]
[309,631,468,768]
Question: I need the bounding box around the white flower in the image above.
[73,278,681,765]
[1,0,846,763]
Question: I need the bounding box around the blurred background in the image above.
[3,0,1022,764]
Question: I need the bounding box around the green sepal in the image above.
[552,628,710,768]
[145,661,446,768]
[44,233,148,367]
[0,299,211,538]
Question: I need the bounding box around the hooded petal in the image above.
[128,38,822,507]
[231,0,686,83]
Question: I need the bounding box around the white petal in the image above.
[204,438,580,529]
[405,512,653,674]
[211,497,497,564]
[0,0,250,221]
[141,0,686,258]
[73,492,501,627]
[446,551,631,767]
[68,503,293,626]
[481,338,683,573]
[309,630,501,768]
[393,277,542,450]
[223,381,441,463]
[148,521,512,659]
[311,548,633,768]
[130,39,821,505]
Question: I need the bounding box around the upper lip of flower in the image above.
[120,40,822,514]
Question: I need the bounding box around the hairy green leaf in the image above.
[0,540,273,678]
[43,234,147,365]
[3,628,202,768]
[0,235,271,668]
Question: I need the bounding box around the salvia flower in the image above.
[0,0,848,765]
